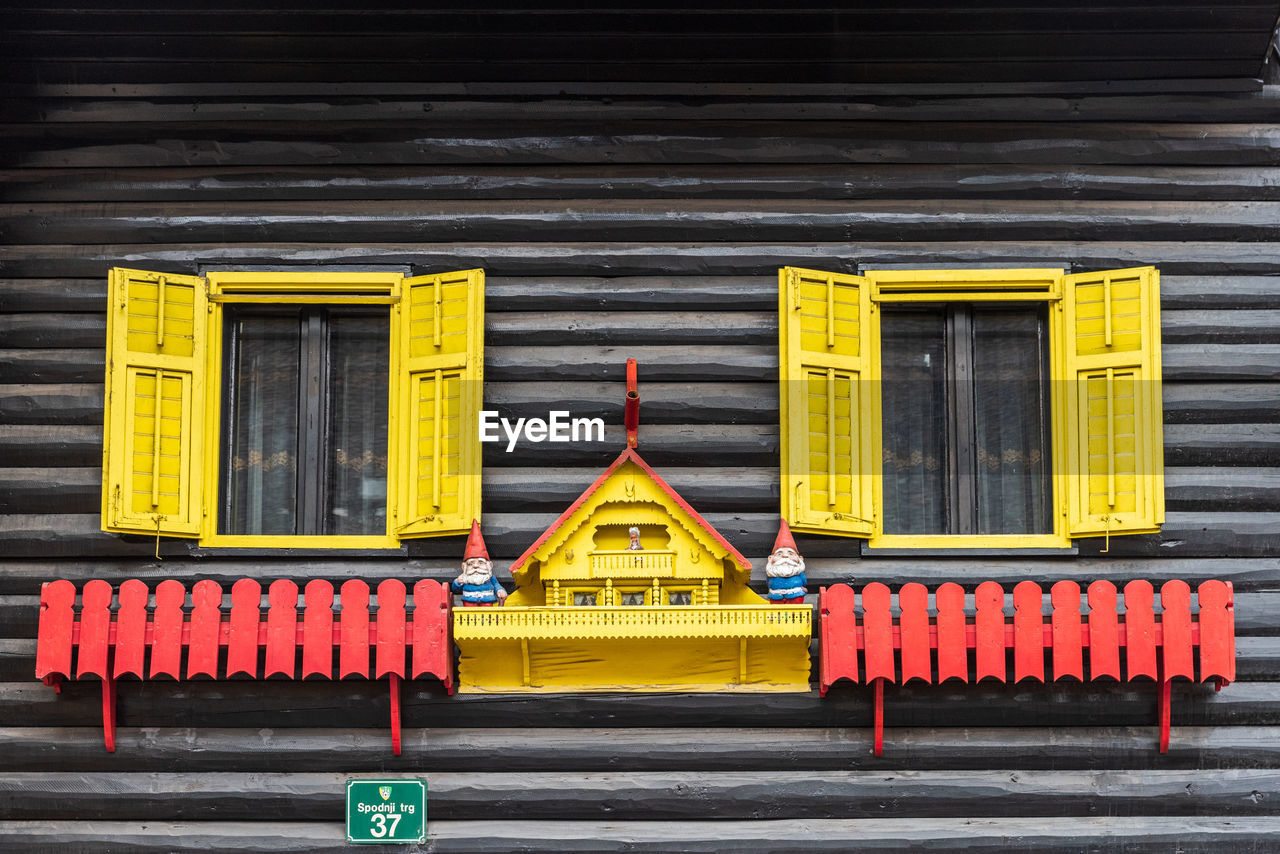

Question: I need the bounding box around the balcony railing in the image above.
[588,549,675,578]
[454,605,812,641]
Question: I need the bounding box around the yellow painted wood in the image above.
[102,268,207,537]
[392,269,484,537]
[1063,266,1164,537]
[462,448,811,692]
[779,265,1163,548]
[779,266,875,538]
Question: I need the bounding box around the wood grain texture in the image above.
[2,769,1278,820]
[4,725,1280,772]
[0,817,1277,854]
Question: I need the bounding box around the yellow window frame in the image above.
[102,267,484,549]
[780,266,1163,550]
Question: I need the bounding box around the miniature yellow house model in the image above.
[452,369,812,692]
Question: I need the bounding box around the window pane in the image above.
[880,310,947,535]
[324,315,389,536]
[224,315,300,535]
[973,309,1052,535]
[573,592,597,606]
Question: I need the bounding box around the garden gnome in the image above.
[452,520,508,606]
[765,519,807,604]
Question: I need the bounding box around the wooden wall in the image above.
[3,6,1280,851]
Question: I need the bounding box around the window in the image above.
[572,592,598,607]
[101,268,484,547]
[667,590,693,606]
[617,590,648,606]
[779,266,1164,549]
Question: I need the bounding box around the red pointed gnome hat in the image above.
[773,519,798,554]
[464,519,489,560]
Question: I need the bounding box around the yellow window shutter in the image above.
[779,266,875,537]
[1062,266,1164,537]
[102,268,207,537]
[392,269,484,537]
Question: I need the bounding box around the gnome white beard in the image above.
[766,549,805,579]
[456,557,494,585]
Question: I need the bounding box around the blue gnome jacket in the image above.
[767,571,807,601]
[452,575,505,604]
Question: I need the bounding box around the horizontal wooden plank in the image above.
[1,274,1275,316]
[1164,423,1280,466]
[0,425,102,467]
[2,510,1280,559]
[4,724,1279,773]
[1,816,1277,854]
[6,164,1280,205]
[2,768,1278,822]
[4,121,1279,169]
[5,464,1276,516]
[7,86,1280,125]
[9,200,1280,244]
[2,675,1277,729]
[8,240,1280,278]
[7,341,1279,385]
[5,380,1277,427]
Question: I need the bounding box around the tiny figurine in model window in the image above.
[626,526,643,550]
[765,520,808,605]
[452,520,508,607]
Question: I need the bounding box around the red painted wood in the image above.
[375,579,407,680]
[412,579,453,692]
[818,584,858,693]
[186,580,222,679]
[35,579,76,683]
[265,579,299,679]
[100,674,117,753]
[1050,580,1084,682]
[861,583,895,683]
[934,582,967,684]
[1124,580,1158,681]
[389,673,403,756]
[1086,580,1121,681]
[1013,581,1044,683]
[340,580,371,680]
[1158,671,1172,754]
[898,582,931,684]
[76,579,113,680]
[113,579,148,680]
[1197,580,1236,683]
[975,581,1006,683]
[1160,580,1194,682]
[872,677,885,757]
[149,579,185,680]
[227,578,262,679]
[302,579,335,680]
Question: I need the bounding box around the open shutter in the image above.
[102,268,207,537]
[1063,266,1164,537]
[392,269,484,537]
[780,266,875,537]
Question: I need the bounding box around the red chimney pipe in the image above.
[625,359,639,448]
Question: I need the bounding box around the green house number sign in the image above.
[346,779,426,844]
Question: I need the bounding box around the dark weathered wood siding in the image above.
[2,5,1280,851]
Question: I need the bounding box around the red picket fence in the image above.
[820,579,1235,755]
[35,578,454,754]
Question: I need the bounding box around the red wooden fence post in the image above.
[35,580,76,689]
[898,582,931,685]
[302,580,335,680]
[227,579,262,679]
[149,580,185,680]
[1086,581,1120,681]
[1050,580,1083,682]
[339,580,371,680]
[376,580,408,756]
[975,582,1006,683]
[78,579,116,752]
[818,584,858,694]
[1197,580,1235,685]
[187,580,222,679]
[935,582,967,684]
[412,579,454,693]
[1013,581,1044,683]
[114,579,148,681]
[862,583,893,757]
[265,579,299,679]
[1123,580,1157,681]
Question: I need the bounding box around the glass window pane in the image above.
[573,592,597,606]
[880,309,947,535]
[324,315,389,536]
[668,591,692,606]
[619,592,645,606]
[972,309,1052,535]
[223,315,300,535]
